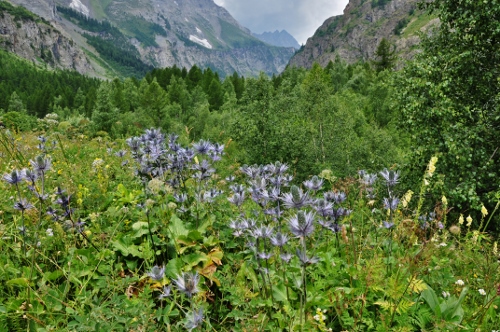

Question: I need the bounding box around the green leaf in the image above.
[7,278,29,287]
[272,284,289,302]
[182,252,208,268]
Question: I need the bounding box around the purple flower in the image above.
[173,272,200,298]
[289,211,315,238]
[14,199,34,211]
[270,232,289,247]
[380,169,400,187]
[158,285,171,300]
[280,253,293,263]
[383,197,400,211]
[147,265,165,281]
[383,221,395,229]
[281,185,312,209]
[30,155,51,174]
[185,308,204,331]
[2,169,24,185]
[296,249,319,265]
[303,175,323,191]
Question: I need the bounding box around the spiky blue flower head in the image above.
[314,199,334,218]
[240,165,262,179]
[258,252,273,260]
[229,184,246,195]
[281,185,311,209]
[380,168,400,187]
[147,265,165,281]
[22,168,38,184]
[289,210,315,238]
[270,232,289,247]
[383,221,395,229]
[383,197,400,211]
[361,172,378,186]
[303,175,324,191]
[37,135,47,143]
[193,139,213,155]
[250,225,274,239]
[2,169,24,185]
[228,192,245,206]
[158,285,171,300]
[184,308,204,331]
[30,155,51,174]
[114,150,127,158]
[173,271,200,298]
[280,253,293,263]
[14,199,34,212]
[296,248,319,265]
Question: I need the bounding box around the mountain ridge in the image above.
[2,0,295,77]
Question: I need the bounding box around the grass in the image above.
[0,127,499,331]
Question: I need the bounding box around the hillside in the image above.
[2,0,295,77]
[289,0,439,68]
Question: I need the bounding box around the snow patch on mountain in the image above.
[69,0,89,16]
[189,35,212,49]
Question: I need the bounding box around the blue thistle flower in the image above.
[379,168,400,187]
[184,308,204,331]
[193,139,213,155]
[30,155,51,174]
[270,232,289,247]
[303,175,323,191]
[281,185,311,209]
[289,210,315,238]
[383,197,400,211]
[147,265,165,281]
[173,272,200,298]
[296,249,319,265]
[158,285,171,300]
[14,199,34,211]
[2,169,24,185]
[383,221,395,229]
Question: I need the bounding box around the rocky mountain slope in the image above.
[289,0,438,68]
[2,0,295,77]
[253,30,300,49]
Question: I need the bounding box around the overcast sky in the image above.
[213,0,349,45]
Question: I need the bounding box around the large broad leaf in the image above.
[131,221,150,238]
[272,284,288,302]
[164,258,183,279]
[183,252,208,269]
[421,287,442,317]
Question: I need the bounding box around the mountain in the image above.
[1,0,295,77]
[253,30,300,49]
[289,0,439,68]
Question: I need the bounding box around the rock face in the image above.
[3,0,295,77]
[289,0,439,68]
[0,11,93,74]
[253,30,300,49]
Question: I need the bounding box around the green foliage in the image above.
[372,38,396,72]
[1,111,37,131]
[395,0,500,219]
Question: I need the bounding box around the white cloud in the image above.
[213,0,348,44]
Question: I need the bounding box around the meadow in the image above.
[0,126,499,331]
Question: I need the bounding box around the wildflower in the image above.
[455,279,465,286]
[296,249,319,265]
[46,228,54,237]
[303,175,323,191]
[2,169,24,185]
[14,199,34,212]
[383,197,400,211]
[401,190,413,208]
[228,192,245,206]
[379,168,400,187]
[466,215,473,227]
[30,155,51,174]
[270,232,289,247]
[147,265,165,281]
[184,308,204,331]
[442,195,448,206]
[250,225,273,239]
[173,272,200,298]
[289,211,315,238]
[442,291,450,298]
[481,204,488,218]
[280,253,293,263]
[92,158,105,169]
[193,139,213,155]
[493,242,498,256]
[158,285,171,300]
[427,156,438,177]
[281,185,311,209]
[478,289,487,296]
[458,214,464,225]
[258,252,272,260]
[382,221,395,229]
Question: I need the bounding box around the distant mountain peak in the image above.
[253,29,300,49]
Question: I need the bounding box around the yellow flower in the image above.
[441,195,447,206]
[481,204,488,217]
[466,215,473,227]
[493,242,498,256]
[402,190,414,208]
[427,156,438,177]
[458,214,464,225]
